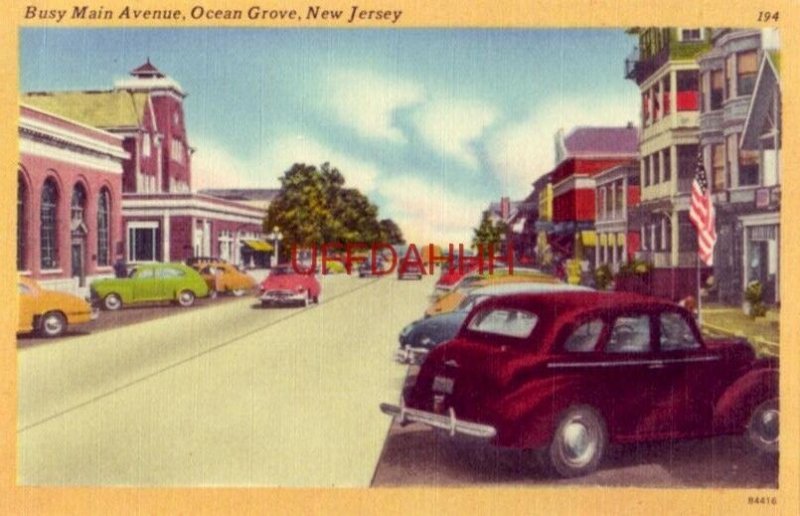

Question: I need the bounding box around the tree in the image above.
[379,219,405,245]
[472,212,508,256]
[265,162,401,257]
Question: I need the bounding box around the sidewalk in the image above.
[700,303,779,356]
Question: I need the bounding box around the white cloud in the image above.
[191,134,379,194]
[378,174,486,246]
[486,95,639,193]
[325,69,425,143]
[410,99,499,169]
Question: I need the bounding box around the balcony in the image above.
[625,45,669,84]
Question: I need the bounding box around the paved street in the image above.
[18,273,778,488]
[17,274,426,486]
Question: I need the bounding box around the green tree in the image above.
[265,162,401,257]
[472,212,508,256]
[379,218,405,245]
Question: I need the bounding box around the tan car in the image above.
[424,271,560,317]
[197,263,256,297]
[18,276,97,338]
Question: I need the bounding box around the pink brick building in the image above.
[22,61,268,283]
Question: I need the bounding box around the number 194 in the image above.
[758,11,779,22]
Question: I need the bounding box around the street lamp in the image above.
[267,226,283,268]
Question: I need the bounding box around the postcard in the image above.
[2,0,797,514]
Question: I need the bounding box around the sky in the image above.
[20,28,640,245]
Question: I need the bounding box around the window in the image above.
[710,70,724,109]
[128,225,159,262]
[739,146,760,186]
[652,152,661,184]
[614,181,624,215]
[712,144,725,192]
[643,157,650,187]
[17,175,26,270]
[142,134,151,157]
[678,211,697,252]
[133,267,155,279]
[71,184,86,225]
[40,179,59,269]
[737,51,758,97]
[662,76,671,116]
[680,28,703,41]
[157,267,185,278]
[606,315,651,353]
[659,312,700,351]
[171,139,184,164]
[97,189,110,266]
[642,91,650,127]
[662,147,672,182]
[676,71,699,111]
[564,319,603,352]
[468,308,538,338]
[18,283,32,295]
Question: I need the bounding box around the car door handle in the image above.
[648,361,665,369]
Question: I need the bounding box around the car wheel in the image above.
[748,398,779,454]
[39,311,66,338]
[104,293,122,311]
[548,405,607,478]
[177,290,196,307]
[231,288,246,297]
[313,294,321,304]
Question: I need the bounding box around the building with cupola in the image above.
[20,60,268,291]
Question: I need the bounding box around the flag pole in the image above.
[696,254,702,324]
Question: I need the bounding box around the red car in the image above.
[435,263,478,292]
[259,264,321,307]
[397,261,424,280]
[381,291,778,477]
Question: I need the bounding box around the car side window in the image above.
[18,283,32,295]
[134,268,154,279]
[158,267,185,278]
[200,266,211,275]
[606,315,651,353]
[563,319,604,352]
[659,312,701,351]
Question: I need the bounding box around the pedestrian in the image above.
[113,254,127,278]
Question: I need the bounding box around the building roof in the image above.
[22,90,149,131]
[130,59,165,78]
[198,188,281,202]
[561,126,639,159]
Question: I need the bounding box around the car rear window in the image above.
[467,308,538,338]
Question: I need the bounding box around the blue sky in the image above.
[21,28,640,244]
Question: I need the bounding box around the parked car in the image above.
[195,262,256,297]
[358,257,385,278]
[259,264,321,307]
[382,291,778,478]
[91,263,210,310]
[425,270,560,317]
[396,282,593,365]
[434,263,479,293]
[185,256,228,268]
[17,276,98,338]
[398,260,424,280]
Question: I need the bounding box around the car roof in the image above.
[482,290,678,315]
[469,282,593,297]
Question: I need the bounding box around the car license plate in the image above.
[432,375,454,394]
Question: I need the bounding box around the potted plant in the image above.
[743,280,767,318]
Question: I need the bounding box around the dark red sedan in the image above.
[381,291,778,477]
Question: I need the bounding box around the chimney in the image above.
[500,196,511,220]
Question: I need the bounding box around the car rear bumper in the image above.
[394,346,430,365]
[380,402,497,439]
[260,291,306,303]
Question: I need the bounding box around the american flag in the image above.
[688,152,717,266]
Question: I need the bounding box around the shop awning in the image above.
[617,232,627,246]
[243,239,274,252]
[599,233,608,246]
[579,231,596,246]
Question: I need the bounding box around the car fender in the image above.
[491,372,609,449]
[713,366,778,434]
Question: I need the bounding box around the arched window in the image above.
[17,174,27,270]
[71,183,86,225]
[40,179,59,269]
[97,188,110,266]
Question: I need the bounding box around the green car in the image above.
[91,263,210,311]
